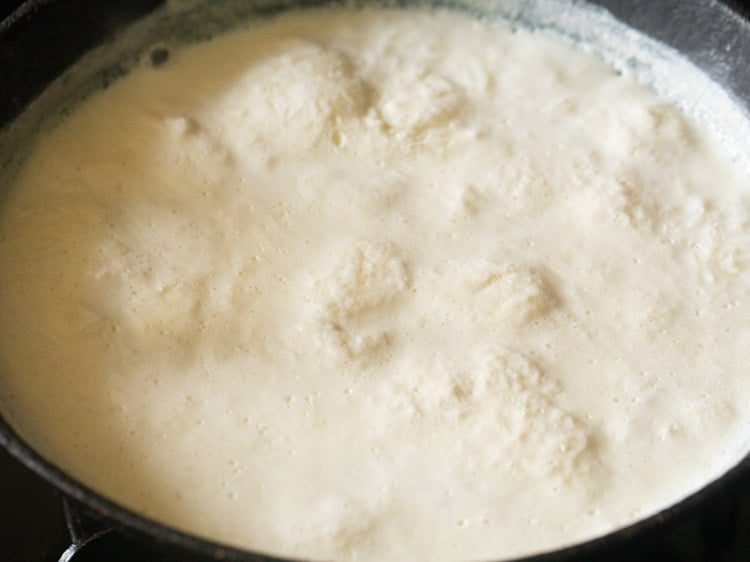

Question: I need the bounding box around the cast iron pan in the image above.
[1,1,750,561]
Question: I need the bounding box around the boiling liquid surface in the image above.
[1,7,750,561]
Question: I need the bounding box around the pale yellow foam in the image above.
[1,7,750,562]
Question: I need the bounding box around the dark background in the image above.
[3,0,746,27]
[6,0,749,24]
[2,0,750,561]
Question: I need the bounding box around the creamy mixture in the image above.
[1,6,750,562]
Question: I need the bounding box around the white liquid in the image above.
[1,7,750,561]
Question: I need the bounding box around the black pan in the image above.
[1,1,750,560]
